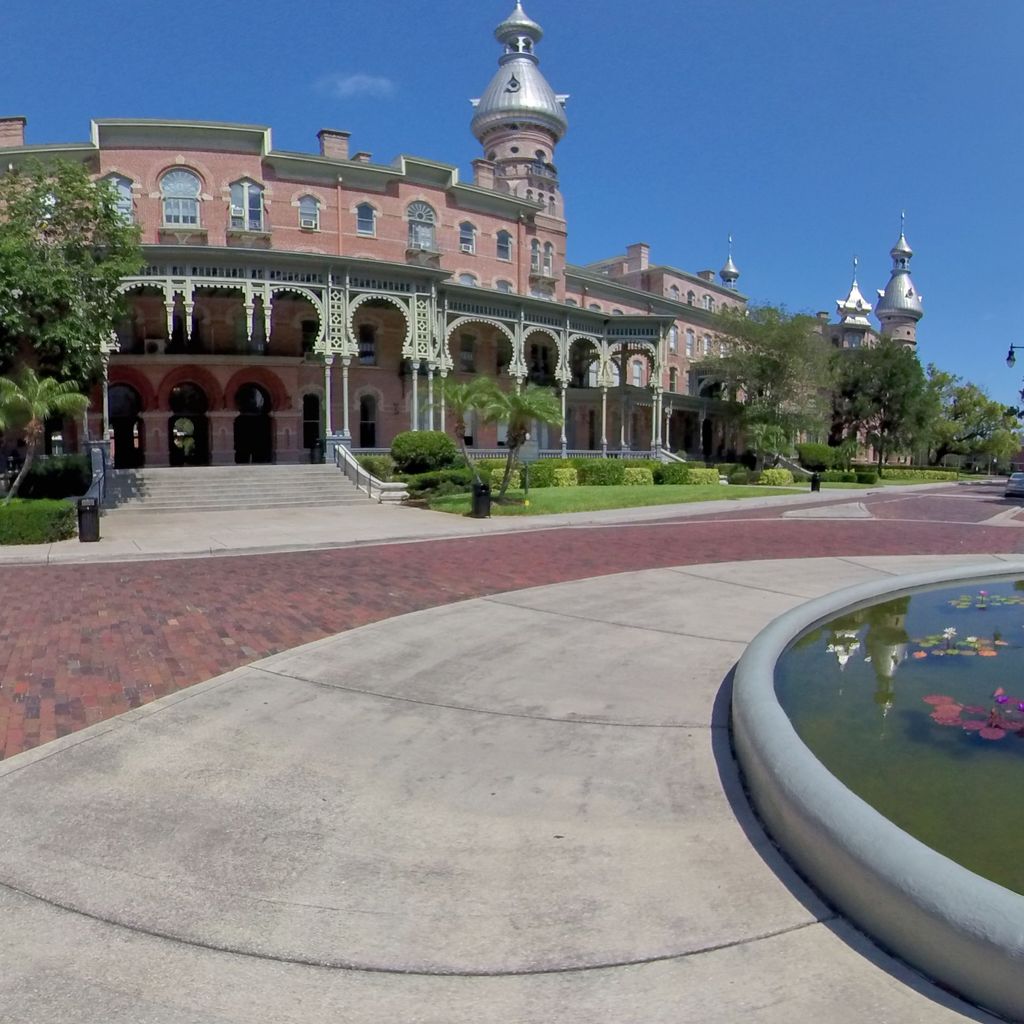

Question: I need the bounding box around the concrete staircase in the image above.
[111,465,373,513]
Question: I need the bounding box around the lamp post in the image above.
[1005,345,1024,368]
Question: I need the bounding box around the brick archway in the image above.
[156,366,224,411]
[223,367,291,412]
[107,366,158,410]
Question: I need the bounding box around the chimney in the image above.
[625,242,650,273]
[317,129,350,160]
[698,269,715,282]
[816,311,830,322]
[0,116,27,148]
[472,158,495,189]
[352,151,372,164]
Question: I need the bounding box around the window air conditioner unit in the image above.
[460,243,474,253]
[300,218,318,230]
[144,337,165,355]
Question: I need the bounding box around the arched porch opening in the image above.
[109,383,145,469]
[269,290,320,358]
[523,329,558,387]
[168,382,210,466]
[233,382,273,464]
[359,393,378,449]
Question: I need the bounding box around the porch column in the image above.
[439,372,447,431]
[184,298,195,341]
[600,386,608,455]
[341,357,351,440]
[100,353,111,440]
[619,350,628,451]
[164,300,176,341]
[244,300,255,343]
[664,403,671,450]
[427,366,435,430]
[559,386,567,457]
[323,355,334,436]
[411,361,419,431]
[651,390,660,451]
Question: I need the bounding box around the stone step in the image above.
[115,496,371,513]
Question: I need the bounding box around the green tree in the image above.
[703,305,834,436]
[921,366,1023,466]
[477,383,563,498]
[746,421,792,471]
[0,367,90,503]
[833,340,928,474]
[0,159,142,383]
[437,376,499,485]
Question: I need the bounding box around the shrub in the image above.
[19,455,91,500]
[759,467,794,486]
[659,463,691,485]
[390,431,457,473]
[356,454,394,481]
[729,468,751,485]
[623,459,661,473]
[491,468,522,489]
[401,467,473,496]
[873,467,958,482]
[623,467,654,486]
[523,460,555,488]
[821,470,857,483]
[553,467,578,487]
[855,470,879,485]
[0,499,77,544]
[685,467,721,486]
[715,463,740,477]
[795,443,834,472]
[577,459,626,486]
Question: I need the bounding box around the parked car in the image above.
[1005,473,1024,499]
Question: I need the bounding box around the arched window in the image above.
[564,298,577,306]
[631,361,642,387]
[702,334,712,355]
[588,303,601,312]
[160,169,201,226]
[459,222,476,253]
[612,308,623,316]
[530,239,541,272]
[669,367,678,392]
[356,202,376,235]
[542,241,554,275]
[685,329,695,356]
[701,294,712,311]
[496,229,512,261]
[299,195,320,230]
[708,297,716,313]
[407,201,436,250]
[686,290,695,305]
[495,280,513,293]
[105,174,133,222]
[357,324,376,365]
[458,273,478,286]
[230,179,264,231]
[668,325,678,353]
[669,284,680,300]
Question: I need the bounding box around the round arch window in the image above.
[235,383,271,414]
[169,382,208,415]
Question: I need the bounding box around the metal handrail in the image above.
[334,444,408,503]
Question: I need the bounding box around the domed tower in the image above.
[875,214,923,349]
[719,235,740,289]
[470,2,569,218]
[835,257,873,348]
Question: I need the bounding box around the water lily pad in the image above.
[923,695,956,705]
[962,720,986,731]
[979,727,1007,740]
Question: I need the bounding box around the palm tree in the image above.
[480,384,563,498]
[437,376,500,485]
[0,367,90,503]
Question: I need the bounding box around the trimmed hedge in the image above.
[390,431,457,473]
[401,467,474,496]
[759,467,794,486]
[659,463,691,485]
[623,467,654,486]
[729,469,752,485]
[821,470,857,483]
[577,459,626,486]
[684,467,721,486]
[855,470,879,485]
[491,468,523,489]
[19,455,91,500]
[553,467,578,487]
[795,443,834,472]
[874,467,958,482]
[356,454,394,481]
[0,499,77,545]
[714,463,741,477]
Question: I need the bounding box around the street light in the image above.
[1006,344,1024,368]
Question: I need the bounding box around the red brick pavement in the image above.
[2,493,1023,760]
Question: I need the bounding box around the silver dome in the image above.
[876,274,923,321]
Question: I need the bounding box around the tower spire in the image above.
[719,234,740,289]
[876,215,923,347]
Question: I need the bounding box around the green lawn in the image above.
[428,484,793,516]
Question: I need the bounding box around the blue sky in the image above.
[2,1,1017,405]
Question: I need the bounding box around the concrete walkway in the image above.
[0,554,1012,1023]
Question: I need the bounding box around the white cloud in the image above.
[317,73,396,100]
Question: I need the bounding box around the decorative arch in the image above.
[269,285,325,338]
[156,365,224,411]
[108,366,158,409]
[444,316,516,366]
[347,293,411,349]
[118,281,161,297]
[223,367,291,412]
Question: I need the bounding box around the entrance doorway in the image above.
[359,394,377,448]
[233,383,273,464]
[167,383,210,466]
[302,393,321,451]
[109,383,145,468]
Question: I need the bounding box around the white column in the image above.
[439,372,447,431]
[323,355,334,436]
[341,357,351,439]
[244,301,255,343]
[184,298,195,341]
[164,301,176,342]
[650,390,659,451]
[560,386,567,457]
[664,403,671,450]
[411,361,419,431]
[427,366,435,430]
[101,354,111,439]
[600,386,608,455]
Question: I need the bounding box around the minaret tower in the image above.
[875,214,923,349]
[470,2,569,218]
[719,235,740,290]
[835,256,873,348]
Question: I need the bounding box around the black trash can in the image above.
[810,472,821,493]
[471,480,491,519]
[310,439,325,464]
[77,497,100,543]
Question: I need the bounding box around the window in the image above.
[230,180,264,231]
[686,290,695,305]
[668,325,678,353]
[669,284,680,300]
[669,367,678,392]
[496,229,512,260]
[358,324,376,365]
[631,361,642,387]
[105,174,133,222]
[160,169,201,226]
[459,334,475,373]
[612,308,623,316]
[459,221,476,253]
[299,195,320,231]
[588,303,601,312]
[495,280,513,293]
[407,201,436,250]
[530,239,541,272]
[701,294,712,311]
[543,241,553,275]
[458,273,478,286]
[702,334,712,355]
[708,297,716,313]
[356,202,376,235]
[685,329,695,356]
[565,298,577,306]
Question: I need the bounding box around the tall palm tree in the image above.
[0,367,90,504]
[480,384,563,498]
[437,376,499,485]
